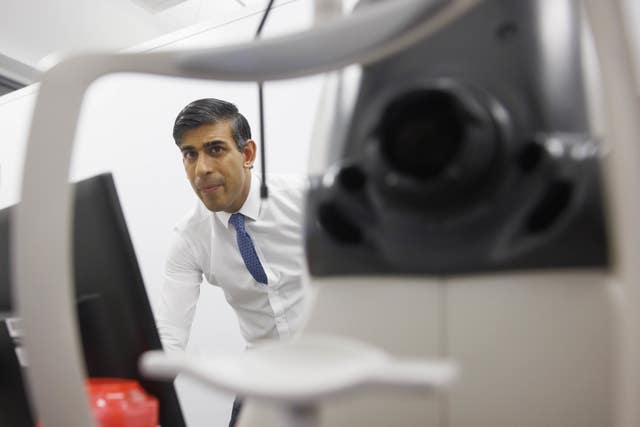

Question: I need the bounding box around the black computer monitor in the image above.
[0,173,185,427]
[0,210,31,426]
[0,318,33,427]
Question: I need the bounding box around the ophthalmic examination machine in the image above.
[11,1,640,427]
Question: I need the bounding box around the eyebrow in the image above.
[203,140,227,149]
[179,140,227,151]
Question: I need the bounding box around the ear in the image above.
[242,139,258,169]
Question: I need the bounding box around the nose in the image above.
[195,153,214,177]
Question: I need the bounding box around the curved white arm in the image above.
[139,335,458,404]
[12,1,481,426]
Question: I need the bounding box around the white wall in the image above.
[0,1,324,426]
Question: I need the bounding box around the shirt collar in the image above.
[216,172,261,228]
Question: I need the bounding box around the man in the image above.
[155,98,309,426]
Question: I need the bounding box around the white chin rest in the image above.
[139,334,457,404]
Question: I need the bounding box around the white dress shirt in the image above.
[156,173,309,352]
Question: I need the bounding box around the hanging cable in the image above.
[255,0,276,199]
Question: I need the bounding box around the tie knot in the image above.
[230,213,245,230]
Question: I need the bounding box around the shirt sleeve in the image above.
[155,230,203,353]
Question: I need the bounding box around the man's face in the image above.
[179,121,256,213]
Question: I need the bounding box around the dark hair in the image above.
[172,98,252,150]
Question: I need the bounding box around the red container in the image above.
[87,378,158,427]
[38,378,159,427]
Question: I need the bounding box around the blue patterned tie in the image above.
[229,213,268,284]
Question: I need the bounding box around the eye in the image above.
[182,150,197,161]
[207,146,225,155]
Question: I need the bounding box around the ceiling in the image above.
[0,0,280,90]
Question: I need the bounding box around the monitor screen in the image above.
[0,173,185,427]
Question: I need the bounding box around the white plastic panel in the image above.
[447,271,613,427]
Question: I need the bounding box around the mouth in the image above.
[198,184,223,194]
